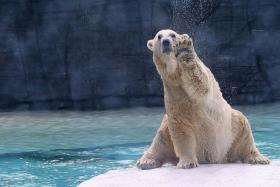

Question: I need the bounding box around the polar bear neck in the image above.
[153,51,210,98]
[153,54,181,85]
[154,53,178,72]
[153,52,216,115]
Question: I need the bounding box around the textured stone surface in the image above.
[0,0,279,110]
[173,0,280,104]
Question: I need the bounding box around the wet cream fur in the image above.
[137,29,270,169]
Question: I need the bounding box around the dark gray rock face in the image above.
[173,0,280,104]
[0,0,279,110]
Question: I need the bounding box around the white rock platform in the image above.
[79,162,280,187]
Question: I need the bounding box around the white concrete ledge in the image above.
[79,162,280,187]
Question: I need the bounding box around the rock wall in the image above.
[173,0,280,105]
[0,0,279,110]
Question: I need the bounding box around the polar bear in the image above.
[137,29,270,169]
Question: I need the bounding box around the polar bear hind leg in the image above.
[137,115,178,170]
[228,110,270,164]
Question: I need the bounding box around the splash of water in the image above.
[171,0,222,35]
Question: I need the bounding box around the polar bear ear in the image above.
[147,40,154,51]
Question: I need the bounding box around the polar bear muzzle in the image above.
[161,38,172,54]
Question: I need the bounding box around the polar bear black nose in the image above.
[162,39,170,46]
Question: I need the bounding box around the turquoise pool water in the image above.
[0,103,279,186]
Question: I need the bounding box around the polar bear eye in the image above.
[158,34,162,40]
[170,33,176,38]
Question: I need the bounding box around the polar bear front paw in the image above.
[175,35,192,57]
[136,157,162,170]
[177,158,199,169]
[245,154,270,165]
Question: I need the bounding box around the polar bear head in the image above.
[147,29,193,57]
[147,29,195,78]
